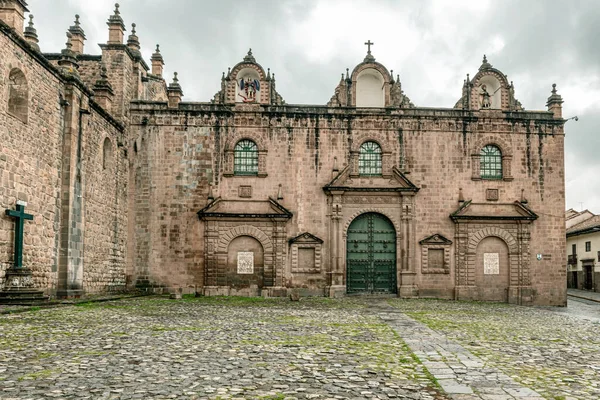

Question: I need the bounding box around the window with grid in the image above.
[480,145,502,179]
[586,241,591,252]
[359,141,382,176]
[234,139,258,175]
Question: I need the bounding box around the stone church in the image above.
[0,1,567,305]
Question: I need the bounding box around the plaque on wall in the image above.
[484,253,499,275]
[237,252,254,274]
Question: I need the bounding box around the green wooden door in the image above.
[346,213,397,294]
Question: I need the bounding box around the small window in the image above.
[102,137,112,170]
[8,68,28,123]
[480,145,502,179]
[572,244,577,255]
[597,250,600,262]
[586,241,591,252]
[234,139,258,175]
[359,141,382,176]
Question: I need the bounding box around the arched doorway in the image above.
[346,213,397,294]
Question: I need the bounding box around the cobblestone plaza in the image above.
[1,297,598,399]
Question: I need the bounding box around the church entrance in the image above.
[346,213,396,294]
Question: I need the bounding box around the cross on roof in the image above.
[364,40,374,54]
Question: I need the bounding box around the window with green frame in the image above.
[234,139,258,175]
[359,141,382,176]
[480,145,502,179]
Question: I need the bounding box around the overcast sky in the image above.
[26,0,600,213]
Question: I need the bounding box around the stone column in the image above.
[328,192,345,297]
[399,194,417,297]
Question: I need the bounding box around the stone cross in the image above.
[5,201,33,269]
[364,40,374,54]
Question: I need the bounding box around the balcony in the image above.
[567,254,577,265]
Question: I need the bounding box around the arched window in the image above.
[359,141,382,176]
[480,145,502,179]
[103,137,112,170]
[234,139,258,175]
[8,68,28,123]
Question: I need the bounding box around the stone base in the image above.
[399,285,419,298]
[56,289,84,299]
[0,268,48,305]
[326,285,346,298]
[508,286,534,305]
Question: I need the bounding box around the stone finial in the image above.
[24,14,39,51]
[93,64,114,111]
[68,14,86,54]
[546,83,563,118]
[58,31,79,75]
[226,67,231,80]
[277,184,283,200]
[107,3,126,44]
[345,68,350,82]
[479,54,492,71]
[458,188,464,203]
[167,72,183,108]
[521,189,528,204]
[127,22,141,56]
[0,0,29,36]
[266,68,271,81]
[243,48,256,63]
[151,44,164,76]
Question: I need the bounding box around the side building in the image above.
[566,209,600,291]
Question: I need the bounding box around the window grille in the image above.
[234,139,258,175]
[480,145,502,179]
[359,141,382,176]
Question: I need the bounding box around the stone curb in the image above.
[568,292,600,304]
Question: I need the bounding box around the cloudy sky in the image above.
[26,0,600,213]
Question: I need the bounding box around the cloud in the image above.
[24,0,600,212]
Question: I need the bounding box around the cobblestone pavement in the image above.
[1,297,598,400]
[389,299,600,400]
[0,297,446,400]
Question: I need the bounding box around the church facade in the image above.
[0,1,567,305]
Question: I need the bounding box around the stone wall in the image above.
[130,103,566,305]
[0,25,63,291]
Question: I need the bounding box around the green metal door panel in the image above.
[346,213,397,294]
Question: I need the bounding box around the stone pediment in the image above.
[323,166,419,193]
[419,234,453,245]
[197,197,292,220]
[450,200,538,222]
[289,232,323,245]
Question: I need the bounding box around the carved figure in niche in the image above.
[238,75,260,103]
[479,84,491,109]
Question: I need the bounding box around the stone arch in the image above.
[8,68,29,123]
[225,134,267,152]
[471,134,512,157]
[217,225,273,253]
[470,69,511,110]
[342,208,401,238]
[467,227,518,255]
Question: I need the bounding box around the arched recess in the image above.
[8,68,29,123]
[465,227,520,297]
[216,225,274,288]
[346,212,397,294]
[226,235,265,288]
[473,236,510,301]
[356,68,385,107]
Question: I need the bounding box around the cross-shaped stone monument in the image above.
[0,201,48,304]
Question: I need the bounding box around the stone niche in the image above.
[356,68,384,107]
[226,236,264,290]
